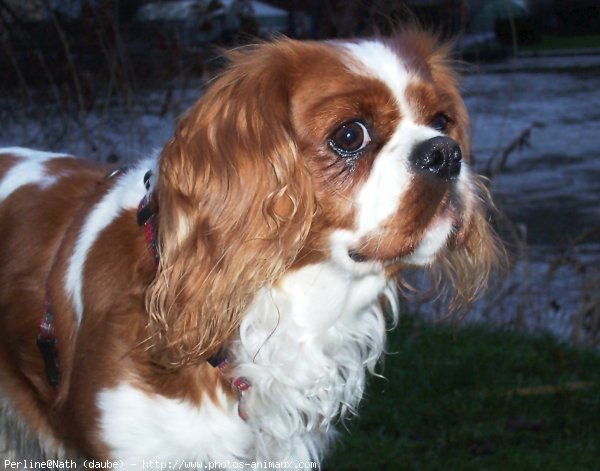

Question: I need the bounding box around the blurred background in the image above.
[0,0,599,467]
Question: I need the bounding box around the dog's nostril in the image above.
[424,149,445,173]
[410,136,462,181]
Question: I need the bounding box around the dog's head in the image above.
[147,31,505,367]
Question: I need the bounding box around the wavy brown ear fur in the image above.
[433,176,508,312]
[146,42,315,369]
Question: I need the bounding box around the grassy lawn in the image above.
[324,316,600,470]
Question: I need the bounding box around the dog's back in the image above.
[0,148,106,455]
[0,149,167,455]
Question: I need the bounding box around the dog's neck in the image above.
[229,262,397,462]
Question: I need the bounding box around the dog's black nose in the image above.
[409,136,462,181]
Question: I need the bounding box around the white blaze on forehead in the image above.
[341,40,414,121]
[340,41,442,235]
[340,40,414,236]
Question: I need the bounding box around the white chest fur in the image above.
[98,262,396,466]
[231,262,396,463]
[97,384,251,465]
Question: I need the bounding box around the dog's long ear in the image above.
[146,43,315,369]
[434,176,508,310]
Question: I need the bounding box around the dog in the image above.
[0,31,504,466]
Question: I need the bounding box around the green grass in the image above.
[324,317,600,470]
[522,35,600,52]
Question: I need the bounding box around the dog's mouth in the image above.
[347,249,414,271]
[347,194,462,268]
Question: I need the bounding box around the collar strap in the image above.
[233,376,251,421]
[38,166,142,390]
[207,351,251,421]
[37,299,60,389]
[207,349,228,368]
[137,171,159,266]
[104,166,130,181]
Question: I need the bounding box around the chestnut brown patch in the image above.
[353,175,452,262]
[0,154,18,176]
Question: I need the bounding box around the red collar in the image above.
[37,300,60,388]
[137,171,159,266]
[210,355,251,421]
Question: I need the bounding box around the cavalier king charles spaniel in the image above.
[0,31,504,466]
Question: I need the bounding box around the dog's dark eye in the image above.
[430,113,450,133]
[329,122,371,157]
